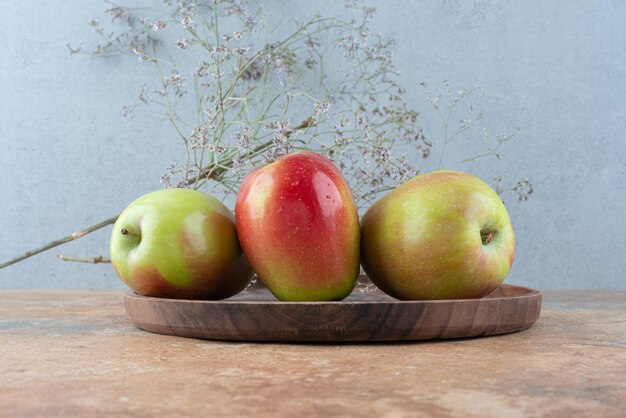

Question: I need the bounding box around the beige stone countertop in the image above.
[0,289,624,417]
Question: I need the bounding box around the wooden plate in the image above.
[124,281,541,342]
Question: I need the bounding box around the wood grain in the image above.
[124,281,542,342]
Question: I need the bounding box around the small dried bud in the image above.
[122,105,134,123]
[181,15,193,29]
[193,61,210,78]
[152,20,166,31]
[176,38,191,49]
[232,47,249,55]
[138,83,148,103]
[313,101,331,118]
[132,47,155,62]
[169,71,184,87]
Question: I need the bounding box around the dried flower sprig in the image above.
[70,0,433,209]
[1,0,531,270]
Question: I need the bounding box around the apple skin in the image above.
[110,189,253,300]
[360,170,515,300]
[235,151,360,301]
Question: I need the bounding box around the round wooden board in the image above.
[124,282,542,342]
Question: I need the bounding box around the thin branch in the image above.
[57,254,111,264]
[0,116,315,271]
[0,216,118,270]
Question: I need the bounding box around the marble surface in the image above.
[0,290,624,417]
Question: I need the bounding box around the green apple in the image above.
[110,189,253,299]
[360,170,515,300]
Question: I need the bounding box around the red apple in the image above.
[235,151,360,301]
[361,170,515,300]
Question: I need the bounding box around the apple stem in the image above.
[121,228,140,239]
[481,231,494,245]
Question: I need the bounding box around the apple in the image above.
[235,151,360,301]
[110,189,253,299]
[360,170,515,300]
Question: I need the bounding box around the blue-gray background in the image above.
[1,1,624,289]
